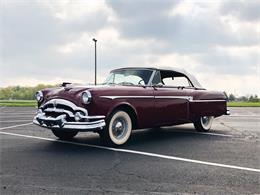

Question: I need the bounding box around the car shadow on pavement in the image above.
[126,127,213,146]
[42,127,197,154]
[40,125,229,158]
[47,126,217,149]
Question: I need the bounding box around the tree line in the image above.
[227,93,259,102]
[0,85,259,102]
[0,84,57,100]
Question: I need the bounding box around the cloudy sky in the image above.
[1,0,259,96]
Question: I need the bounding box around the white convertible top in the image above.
[112,66,203,89]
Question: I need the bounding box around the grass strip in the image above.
[227,102,260,107]
[0,100,37,107]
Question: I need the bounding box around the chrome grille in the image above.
[40,99,88,119]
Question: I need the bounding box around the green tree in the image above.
[228,94,236,102]
[0,84,57,100]
[249,95,259,102]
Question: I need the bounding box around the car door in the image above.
[152,70,190,126]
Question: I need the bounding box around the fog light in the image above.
[75,112,81,121]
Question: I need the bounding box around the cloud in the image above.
[106,0,259,54]
[193,45,259,75]
[1,0,112,85]
[220,0,260,22]
[0,0,259,96]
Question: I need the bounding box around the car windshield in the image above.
[103,69,153,86]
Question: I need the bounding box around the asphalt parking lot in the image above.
[0,107,259,194]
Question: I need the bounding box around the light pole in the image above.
[92,38,97,85]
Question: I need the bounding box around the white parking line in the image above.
[0,116,34,120]
[169,130,233,137]
[0,131,259,173]
[141,126,234,137]
[0,122,33,130]
[0,113,34,116]
[0,114,34,117]
[229,115,260,117]
[0,120,32,123]
[198,132,233,137]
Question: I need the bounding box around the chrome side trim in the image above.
[100,95,226,102]
[100,96,154,100]
[101,95,194,100]
[190,100,226,102]
[155,96,193,100]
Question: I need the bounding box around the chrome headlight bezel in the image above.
[35,91,43,102]
[82,90,92,104]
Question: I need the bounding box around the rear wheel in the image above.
[51,129,78,140]
[99,110,132,146]
[194,116,214,132]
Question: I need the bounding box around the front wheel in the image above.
[194,116,214,132]
[99,110,132,146]
[52,129,78,140]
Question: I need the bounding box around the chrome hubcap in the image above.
[112,117,128,139]
[115,121,123,130]
[202,116,210,126]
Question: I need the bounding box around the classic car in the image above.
[33,67,229,145]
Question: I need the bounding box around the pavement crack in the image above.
[219,121,239,132]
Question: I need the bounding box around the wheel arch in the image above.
[107,103,138,130]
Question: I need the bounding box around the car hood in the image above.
[41,84,148,106]
[42,84,106,105]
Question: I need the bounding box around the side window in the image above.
[152,71,162,85]
[162,76,191,87]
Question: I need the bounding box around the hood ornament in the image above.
[61,82,72,87]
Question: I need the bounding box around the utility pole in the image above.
[92,38,97,85]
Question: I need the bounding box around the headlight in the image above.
[35,91,43,102]
[82,90,92,104]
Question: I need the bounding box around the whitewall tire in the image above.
[194,116,214,132]
[100,110,132,146]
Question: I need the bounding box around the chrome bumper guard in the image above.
[33,99,106,131]
[225,109,230,115]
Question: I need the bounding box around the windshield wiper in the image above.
[103,82,116,85]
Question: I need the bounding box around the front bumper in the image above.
[33,99,106,131]
[33,113,106,131]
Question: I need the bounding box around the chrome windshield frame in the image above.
[103,68,155,87]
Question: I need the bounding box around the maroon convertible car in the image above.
[33,67,229,145]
